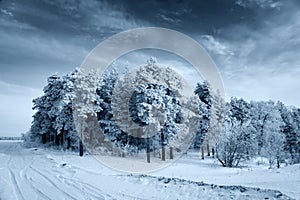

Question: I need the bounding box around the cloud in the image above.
[0,0,299,136]
[235,0,282,9]
[199,35,235,56]
[189,0,300,106]
[112,49,203,88]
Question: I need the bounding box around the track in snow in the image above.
[0,141,295,200]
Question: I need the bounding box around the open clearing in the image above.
[0,141,299,200]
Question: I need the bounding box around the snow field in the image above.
[0,141,298,200]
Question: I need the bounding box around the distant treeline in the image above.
[0,136,23,140]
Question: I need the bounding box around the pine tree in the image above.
[277,101,299,164]
[207,89,226,156]
[31,74,64,144]
[194,81,212,150]
[290,107,300,163]
[73,68,100,156]
[30,71,81,150]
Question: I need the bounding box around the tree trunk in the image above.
[47,133,50,143]
[147,138,150,163]
[42,134,47,144]
[67,137,71,149]
[61,130,65,149]
[218,158,226,167]
[79,140,83,157]
[201,146,204,160]
[207,143,210,156]
[50,133,54,142]
[212,147,215,158]
[162,147,166,161]
[55,133,60,146]
[89,131,93,145]
[170,146,173,160]
[60,133,64,146]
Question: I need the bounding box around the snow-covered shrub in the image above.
[216,98,256,167]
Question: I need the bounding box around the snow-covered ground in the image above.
[0,141,298,200]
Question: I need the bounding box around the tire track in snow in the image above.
[4,143,14,165]
[8,168,25,200]
[54,174,116,200]
[72,180,116,200]
[64,176,146,200]
[23,165,52,200]
[63,178,106,200]
[29,166,77,200]
[7,143,25,167]
[14,147,49,200]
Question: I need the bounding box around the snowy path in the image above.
[0,141,295,200]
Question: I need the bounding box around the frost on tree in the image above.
[30,71,80,150]
[277,101,300,164]
[216,98,256,167]
[27,62,300,165]
[250,101,285,168]
[95,62,201,159]
[193,81,225,158]
[193,81,211,149]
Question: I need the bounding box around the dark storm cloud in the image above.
[115,0,254,34]
[0,0,139,88]
[0,0,140,135]
[0,0,299,136]
[114,0,300,106]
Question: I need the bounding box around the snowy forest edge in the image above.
[25,67,300,169]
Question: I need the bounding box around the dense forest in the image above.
[27,66,300,168]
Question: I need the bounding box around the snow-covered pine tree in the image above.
[31,95,51,144]
[31,74,64,145]
[289,107,300,163]
[194,81,212,151]
[98,61,196,162]
[250,101,267,155]
[95,69,131,156]
[30,70,83,150]
[54,71,79,150]
[277,101,299,164]
[129,83,182,159]
[207,89,226,157]
[73,68,100,156]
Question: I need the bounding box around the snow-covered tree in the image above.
[286,107,300,163]
[129,83,182,152]
[207,89,226,157]
[193,81,212,150]
[277,101,300,164]
[28,65,300,166]
[259,101,285,168]
[73,68,101,156]
[216,98,256,167]
[291,108,300,163]
[96,69,126,151]
[31,74,64,144]
[30,71,81,150]
[249,101,267,155]
[262,130,285,168]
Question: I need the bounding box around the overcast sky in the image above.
[1,0,300,136]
